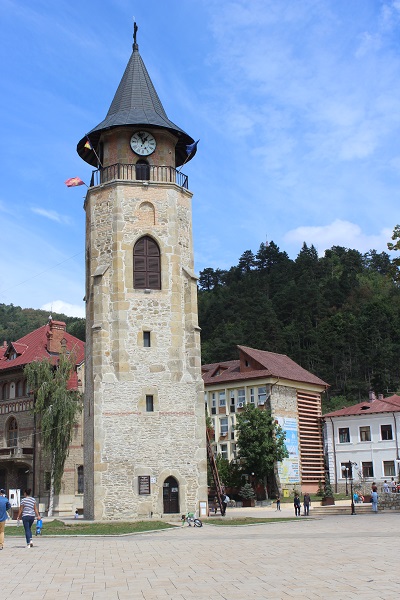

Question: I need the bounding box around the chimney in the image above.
[368,390,376,403]
[47,320,67,354]
[378,393,384,400]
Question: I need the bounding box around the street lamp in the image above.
[346,461,357,515]
[341,465,349,496]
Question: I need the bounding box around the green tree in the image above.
[24,352,82,516]
[235,404,288,498]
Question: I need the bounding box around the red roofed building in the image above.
[323,393,400,493]
[0,319,85,515]
[203,345,328,494]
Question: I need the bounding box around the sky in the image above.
[1,0,400,318]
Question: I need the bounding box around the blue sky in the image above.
[1,0,400,318]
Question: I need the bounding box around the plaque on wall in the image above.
[138,475,151,495]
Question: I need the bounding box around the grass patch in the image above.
[5,519,176,536]
[204,517,300,526]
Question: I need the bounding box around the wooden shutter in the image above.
[133,236,161,289]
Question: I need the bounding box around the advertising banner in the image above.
[276,416,300,484]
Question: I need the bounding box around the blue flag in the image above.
[186,139,200,156]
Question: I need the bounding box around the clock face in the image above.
[130,131,157,156]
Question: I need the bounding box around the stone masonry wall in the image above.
[85,176,207,519]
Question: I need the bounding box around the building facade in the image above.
[323,394,400,493]
[0,319,85,514]
[78,26,207,520]
[203,345,328,493]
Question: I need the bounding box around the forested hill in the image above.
[0,304,85,344]
[2,241,400,409]
[197,242,400,408]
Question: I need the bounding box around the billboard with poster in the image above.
[276,416,300,484]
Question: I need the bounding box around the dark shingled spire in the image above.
[77,26,195,168]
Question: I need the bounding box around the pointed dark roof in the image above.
[77,38,195,168]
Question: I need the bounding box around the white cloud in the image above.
[284,220,393,255]
[31,207,72,225]
[41,300,85,319]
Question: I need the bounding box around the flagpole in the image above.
[85,134,103,168]
[178,139,199,173]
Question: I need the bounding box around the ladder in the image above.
[206,429,224,514]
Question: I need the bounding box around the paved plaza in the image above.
[2,506,400,599]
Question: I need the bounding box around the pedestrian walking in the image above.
[294,493,301,516]
[16,489,40,548]
[276,495,281,511]
[303,492,311,516]
[0,489,11,550]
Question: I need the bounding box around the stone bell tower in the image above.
[77,25,207,520]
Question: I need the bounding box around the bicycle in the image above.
[181,512,202,527]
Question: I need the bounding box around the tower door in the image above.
[163,476,179,514]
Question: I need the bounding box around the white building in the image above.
[323,394,400,491]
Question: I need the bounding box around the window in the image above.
[339,428,350,443]
[219,391,226,407]
[211,393,217,415]
[133,236,161,290]
[146,395,154,412]
[381,424,393,441]
[230,416,235,439]
[16,380,24,397]
[230,394,235,413]
[238,389,245,405]
[143,331,151,347]
[135,159,150,181]
[383,460,395,477]
[7,418,18,447]
[258,386,267,405]
[359,426,371,442]
[220,444,228,460]
[232,444,237,459]
[77,465,84,494]
[362,461,374,478]
[220,417,228,436]
[250,388,255,404]
[2,383,9,400]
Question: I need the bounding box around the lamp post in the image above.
[347,461,357,515]
[341,465,349,496]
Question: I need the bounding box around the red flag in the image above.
[65,177,85,187]
[84,138,92,150]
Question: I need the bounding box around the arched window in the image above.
[135,159,150,181]
[16,380,23,397]
[133,236,161,290]
[7,418,18,447]
[2,383,9,400]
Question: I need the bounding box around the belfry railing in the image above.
[90,163,189,189]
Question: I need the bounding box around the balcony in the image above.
[90,163,189,189]
[0,447,34,460]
